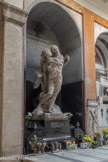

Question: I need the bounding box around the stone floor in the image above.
[32,145,108,162]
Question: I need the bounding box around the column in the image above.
[0,1,27,159]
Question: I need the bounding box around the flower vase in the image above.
[86,142,90,148]
[66,144,72,150]
[89,142,92,148]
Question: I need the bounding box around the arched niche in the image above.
[25,1,84,130]
[95,31,108,131]
[95,32,108,75]
[95,32,108,98]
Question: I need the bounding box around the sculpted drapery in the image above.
[32,45,70,118]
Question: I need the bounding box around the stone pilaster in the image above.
[0,1,27,159]
[0,8,4,157]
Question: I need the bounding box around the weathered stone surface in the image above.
[0,19,4,156]
[4,0,23,9]
[27,119,71,138]
[22,160,33,162]
[87,100,98,136]
[32,113,68,121]
[0,1,27,157]
[32,45,70,118]
[35,145,108,162]
[0,2,27,26]
[1,20,22,156]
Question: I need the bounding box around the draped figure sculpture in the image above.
[32,45,70,119]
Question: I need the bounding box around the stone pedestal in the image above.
[27,113,71,138]
[25,113,71,154]
[34,113,68,120]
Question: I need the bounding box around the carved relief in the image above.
[88,109,98,136]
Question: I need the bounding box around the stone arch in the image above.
[95,32,108,80]
[25,0,82,37]
[95,31,108,132]
[95,32,108,99]
[95,32,108,69]
[25,1,84,131]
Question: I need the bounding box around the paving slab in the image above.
[31,145,108,162]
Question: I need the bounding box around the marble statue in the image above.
[32,45,70,119]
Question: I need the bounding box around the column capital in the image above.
[0,2,28,26]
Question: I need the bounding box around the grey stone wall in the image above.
[63,46,82,84]
[2,21,23,156]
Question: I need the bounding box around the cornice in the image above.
[0,2,28,26]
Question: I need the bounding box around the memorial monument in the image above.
[28,45,71,138]
[32,45,70,117]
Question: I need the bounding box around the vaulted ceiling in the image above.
[95,32,108,68]
[27,2,81,53]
